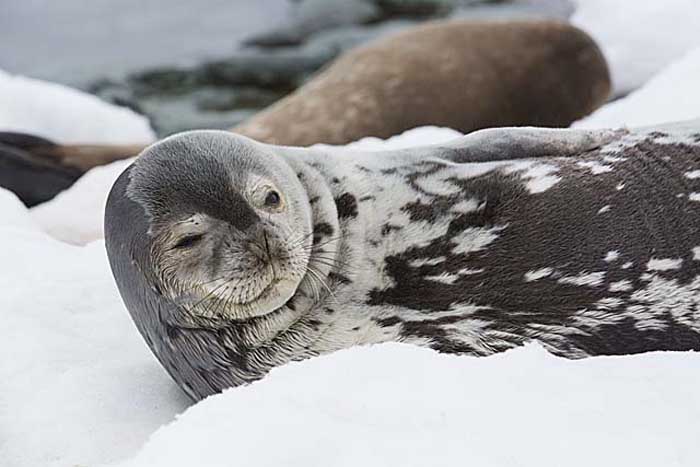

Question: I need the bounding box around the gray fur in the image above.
[105,120,700,401]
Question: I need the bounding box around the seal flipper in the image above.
[434,126,628,163]
[0,131,58,150]
[0,131,144,171]
[0,138,81,207]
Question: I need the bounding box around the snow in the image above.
[0,189,189,467]
[116,344,700,467]
[575,47,700,129]
[572,0,700,96]
[0,69,155,144]
[1,202,698,467]
[30,158,135,245]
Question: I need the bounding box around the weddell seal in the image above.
[2,19,610,205]
[234,19,611,145]
[105,120,700,401]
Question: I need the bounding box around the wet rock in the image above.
[87,79,144,114]
[140,86,285,136]
[301,18,419,58]
[194,87,285,112]
[198,48,332,89]
[244,0,383,47]
[137,94,259,136]
[127,68,200,95]
[451,0,575,21]
[376,0,476,18]
[244,0,492,49]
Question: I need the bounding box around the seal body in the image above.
[234,19,610,145]
[105,121,700,401]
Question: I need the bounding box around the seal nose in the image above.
[246,227,276,263]
[262,230,273,261]
[247,228,281,277]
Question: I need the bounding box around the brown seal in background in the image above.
[236,19,610,146]
[1,19,610,206]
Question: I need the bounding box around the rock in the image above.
[198,47,332,89]
[376,0,472,18]
[451,0,575,21]
[194,87,285,112]
[138,88,279,136]
[243,0,383,47]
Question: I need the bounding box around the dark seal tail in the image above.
[0,132,82,207]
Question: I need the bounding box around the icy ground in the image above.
[2,2,700,466]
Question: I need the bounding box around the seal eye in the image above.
[173,233,204,250]
[264,190,281,208]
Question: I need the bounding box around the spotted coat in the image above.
[106,121,700,400]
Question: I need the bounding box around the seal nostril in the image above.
[172,233,204,250]
[262,230,271,255]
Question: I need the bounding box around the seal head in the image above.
[123,130,313,323]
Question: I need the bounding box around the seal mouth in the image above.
[234,275,279,306]
[197,256,305,319]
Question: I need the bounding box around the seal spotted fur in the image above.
[105,120,700,401]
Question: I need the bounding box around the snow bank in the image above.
[0,188,188,467]
[576,47,700,129]
[29,126,464,245]
[117,344,700,467]
[572,0,700,96]
[0,69,155,144]
[30,157,135,245]
[3,187,700,467]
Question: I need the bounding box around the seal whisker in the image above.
[310,255,361,274]
[306,265,335,301]
[288,230,316,248]
[190,280,230,313]
[301,235,343,251]
[180,275,231,293]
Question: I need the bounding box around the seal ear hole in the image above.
[172,233,204,250]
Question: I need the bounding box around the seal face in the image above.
[125,131,314,322]
[106,121,700,401]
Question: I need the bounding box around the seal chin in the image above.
[184,265,306,322]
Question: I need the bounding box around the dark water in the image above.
[0,0,291,86]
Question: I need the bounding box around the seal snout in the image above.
[245,226,289,275]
